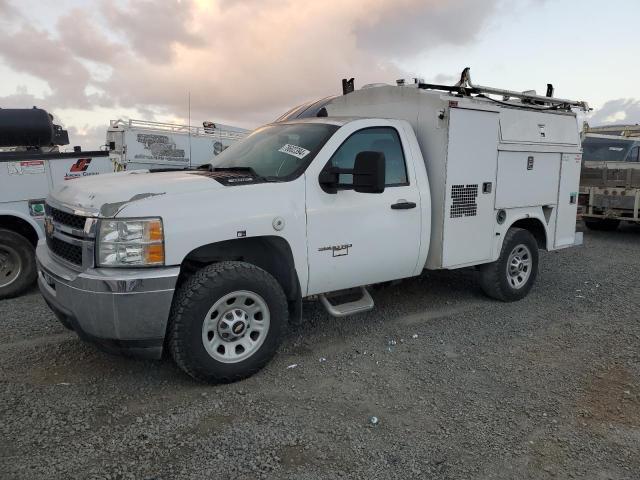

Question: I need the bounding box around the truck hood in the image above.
[49,170,223,217]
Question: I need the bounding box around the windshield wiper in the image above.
[210,166,278,182]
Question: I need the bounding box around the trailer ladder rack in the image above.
[109,119,247,140]
[415,67,590,112]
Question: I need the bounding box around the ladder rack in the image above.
[108,119,247,140]
[415,68,590,112]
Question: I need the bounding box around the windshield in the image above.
[211,123,338,179]
[582,137,633,162]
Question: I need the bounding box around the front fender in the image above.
[0,209,44,240]
[115,179,310,294]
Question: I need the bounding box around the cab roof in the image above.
[274,116,365,127]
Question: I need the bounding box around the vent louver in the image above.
[450,184,478,218]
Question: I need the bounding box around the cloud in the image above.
[0,0,524,147]
[100,0,499,125]
[432,73,458,84]
[65,124,108,150]
[0,24,92,108]
[589,98,640,126]
[354,0,498,58]
[0,0,18,18]
[0,86,45,109]
[100,0,203,63]
[57,9,121,64]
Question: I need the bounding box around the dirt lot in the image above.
[1,224,639,480]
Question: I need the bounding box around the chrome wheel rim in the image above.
[201,290,270,363]
[0,245,22,288]
[506,244,532,289]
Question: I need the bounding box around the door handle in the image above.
[391,201,416,210]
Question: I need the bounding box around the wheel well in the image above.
[179,236,301,302]
[510,218,547,250]
[0,215,39,246]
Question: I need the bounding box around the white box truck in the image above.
[36,71,587,382]
[106,119,248,171]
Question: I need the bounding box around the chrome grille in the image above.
[45,204,87,230]
[46,236,83,266]
[44,202,96,270]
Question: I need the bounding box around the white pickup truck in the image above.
[37,75,587,382]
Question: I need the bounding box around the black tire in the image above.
[584,218,620,231]
[0,228,37,300]
[168,261,288,383]
[478,227,539,302]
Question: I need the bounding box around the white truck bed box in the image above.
[107,119,248,170]
[324,85,581,269]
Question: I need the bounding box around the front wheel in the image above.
[168,261,288,383]
[478,228,539,302]
[0,228,37,300]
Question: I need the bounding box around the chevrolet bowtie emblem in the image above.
[45,217,54,237]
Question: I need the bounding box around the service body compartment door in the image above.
[495,151,560,208]
[442,108,499,267]
[554,153,581,248]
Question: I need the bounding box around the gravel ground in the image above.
[1,223,639,480]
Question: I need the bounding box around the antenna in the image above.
[188,91,192,168]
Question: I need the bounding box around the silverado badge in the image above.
[318,243,352,257]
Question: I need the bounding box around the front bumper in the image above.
[36,241,180,359]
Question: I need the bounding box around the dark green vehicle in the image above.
[579,131,640,230]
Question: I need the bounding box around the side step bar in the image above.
[319,287,374,318]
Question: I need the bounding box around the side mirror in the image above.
[318,168,339,193]
[319,150,386,194]
[353,151,385,194]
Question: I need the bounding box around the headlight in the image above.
[97,218,164,267]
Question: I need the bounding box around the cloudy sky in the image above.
[1,0,639,149]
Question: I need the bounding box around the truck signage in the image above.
[7,160,45,175]
[64,158,100,180]
[134,133,187,163]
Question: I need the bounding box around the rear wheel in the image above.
[584,218,620,231]
[478,227,539,302]
[0,229,36,299]
[168,261,288,383]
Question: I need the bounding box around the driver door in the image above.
[305,121,422,295]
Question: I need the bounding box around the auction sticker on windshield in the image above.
[278,144,310,159]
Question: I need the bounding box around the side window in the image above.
[329,127,408,186]
[628,146,640,162]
